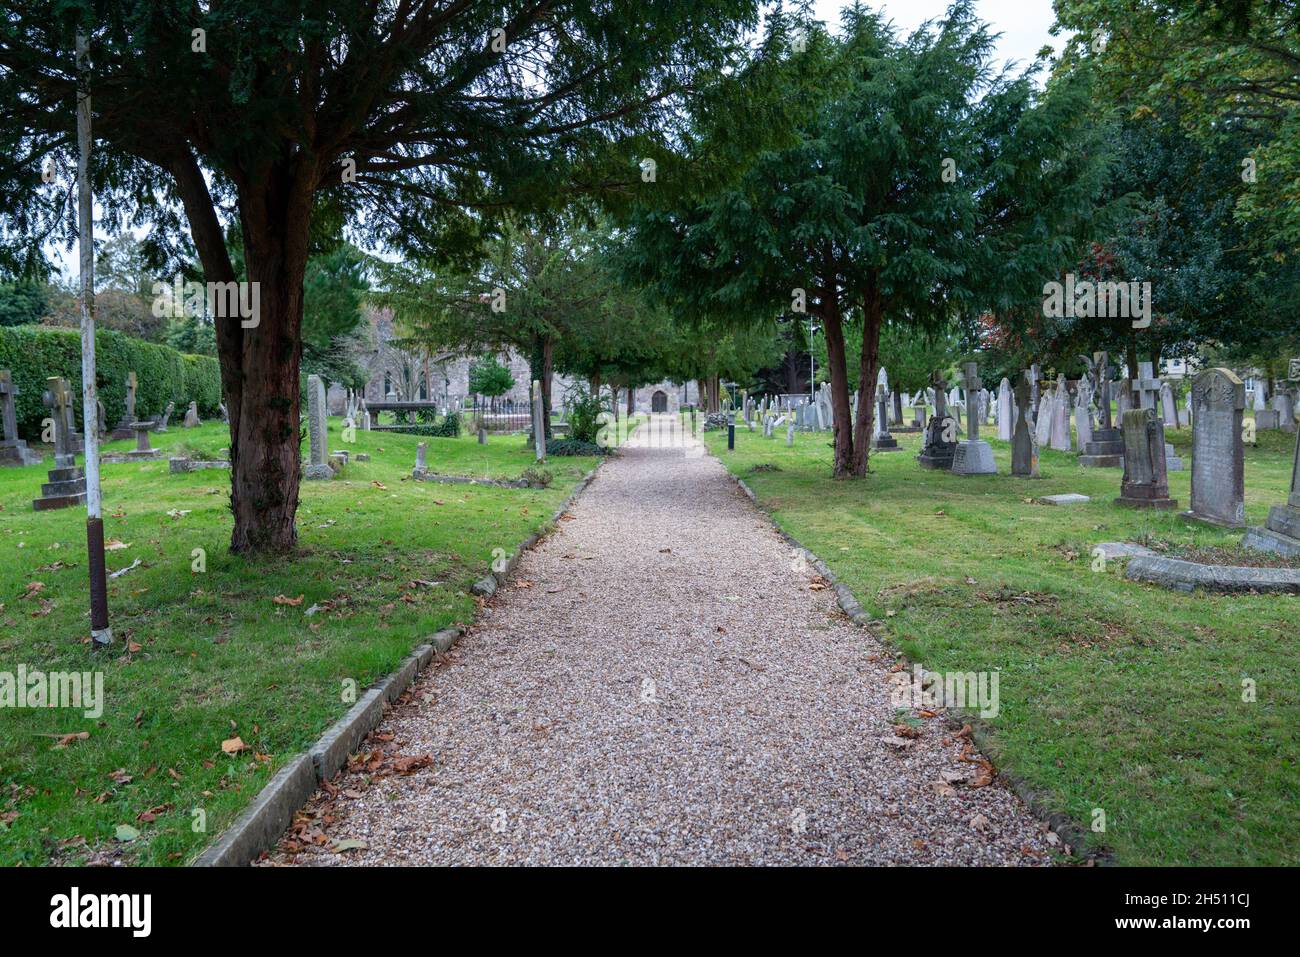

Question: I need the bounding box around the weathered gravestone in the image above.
[1049,374,1071,452]
[1033,383,1054,449]
[1182,368,1245,528]
[872,385,898,450]
[1242,428,1300,557]
[1160,380,1180,428]
[111,371,138,439]
[917,370,957,470]
[1011,373,1039,478]
[1273,387,1297,433]
[1116,408,1177,509]
[1254,380,1280,430]
[32,377,87,510]
[413,441,428,478]
[303,375,335,480]
[1080,352,1124,467]
[1075,381,1094,451]
[153,401,175,433]
[996,377,1013,442]
[951,362,996,475]
[0,370,42,466]
[183,402,201,428]
[1134,362,1182,470]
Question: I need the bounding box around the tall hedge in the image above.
[0,325,223,436]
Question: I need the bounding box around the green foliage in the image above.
[0,325,221,434]
[521,466,553,488]
[467,356,516,399]
[545,437,608,457]
[432,411,462,438]
[816,319,961,393]
[0,279,48,327]
[563,387,606,444]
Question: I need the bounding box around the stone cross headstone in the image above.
[1011,373,1038,477]
[44,377,79,465]
[873,385,898,450]
[304,375,334,479]
[951,362,996,475]
[1134,362,1162,412]
[918,369,957,470]
[1116,408,1177,509]
[1184,368,1245,528]
[0,370,41,466]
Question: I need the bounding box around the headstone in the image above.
[219,402,229,425]
[1116,378,1133,420]
[1182,368,1245,528]
[32,377,87,510]
[1243,428,1300,556]
[413,441,428,478]
[1075,381,1094,451]
[1029,364,1040,420]
[891,387,904,427]
[1081,353,1124,467]
[1037,493,1090,505]
[1272,388,1296,433]
[1134,363,1182,470]
[183,402,201,428]
[154,401,175,432]
[1049,375,1071,452]
[917,370,957,470]
[1159,380,1179,428]
[0,370,42,466]
[304,375,334,480]
[1115,408,1177,509]
[112,371,138,438]
[1011,373,1039,478]
[786,422,795,446]
[531,379,546,460]
[951,362,996,475]
[912,403,927,430]
[997,378,1013,442]
[1033,386,1053,449]
[872,385,898,450]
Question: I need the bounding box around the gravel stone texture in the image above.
[265,416,1056,866]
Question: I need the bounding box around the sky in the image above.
[810,0,1063,74]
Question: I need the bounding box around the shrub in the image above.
[0,324,222,435]
[520,466,553,488]
[432,411,461,437]
[545,437,609,457]
[563,387,605,444]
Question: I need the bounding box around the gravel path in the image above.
[267,415,1056,866]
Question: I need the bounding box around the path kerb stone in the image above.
[193,634,452,867]
[195,460,607,867]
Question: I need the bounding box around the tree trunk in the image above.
[820,295,854,478]
[627,386,634,416]
[1125,336,1139,382]
[223,167,315,554]
[539,335,554,440]
[850,291,884,476]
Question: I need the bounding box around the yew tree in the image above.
[625,2,1108,476]
[0,0,759,551]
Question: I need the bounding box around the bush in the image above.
[432,411,461,437]
[520,466,553,488]
[545,437,610,457]
[563,388,605,444]
[0,324,222,435]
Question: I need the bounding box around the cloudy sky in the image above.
[809,0,1063,73]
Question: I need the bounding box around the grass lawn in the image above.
[0,418,614,865]
[706,418,1300,866]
